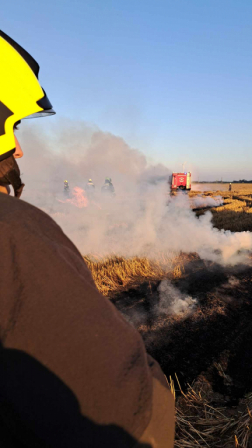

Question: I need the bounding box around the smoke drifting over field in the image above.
[192,195,223,209]
[158,280,197,316]
[18,121,252,266]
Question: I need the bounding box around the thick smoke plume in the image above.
[192,195,223,209]
[18,121,252,266]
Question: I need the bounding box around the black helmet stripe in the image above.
[0,30,40,78]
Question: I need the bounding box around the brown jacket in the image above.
[0,194,174,447]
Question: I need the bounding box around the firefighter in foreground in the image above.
[0,31,175,448]
[101,177,115,195]
[0,31,55,198]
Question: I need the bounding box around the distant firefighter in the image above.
[229,183,232,192]
[86,178,95,199]
[64,180,70,195]
[86,178,95,190]
[101,177,115,195]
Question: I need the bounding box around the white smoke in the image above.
[17,121,252,266]
[226,276,240,287]
[164,194,252,265]
[192,195,223,209]
[157,280,197,316]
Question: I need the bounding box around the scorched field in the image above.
[85,183,252,448]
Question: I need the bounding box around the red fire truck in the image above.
[170,172,191,192]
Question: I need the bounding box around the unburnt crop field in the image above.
[85,184,252,447]
[191,183,252,232]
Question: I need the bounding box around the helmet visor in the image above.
[24,109,56,119]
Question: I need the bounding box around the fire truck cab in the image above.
[171,172,191,192]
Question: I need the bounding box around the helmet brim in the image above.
[24,109,56,119]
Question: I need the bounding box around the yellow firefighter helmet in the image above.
[0,30,55,161]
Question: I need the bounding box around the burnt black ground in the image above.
[111,259,252,402]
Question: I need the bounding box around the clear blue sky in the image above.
[2,0,252,180]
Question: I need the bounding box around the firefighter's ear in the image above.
[0,102,13,137]
[0,101,15,160]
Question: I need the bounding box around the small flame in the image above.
[58,187,89,208]
[70,187,89,208]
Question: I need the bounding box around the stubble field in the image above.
[85,183,252,447]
